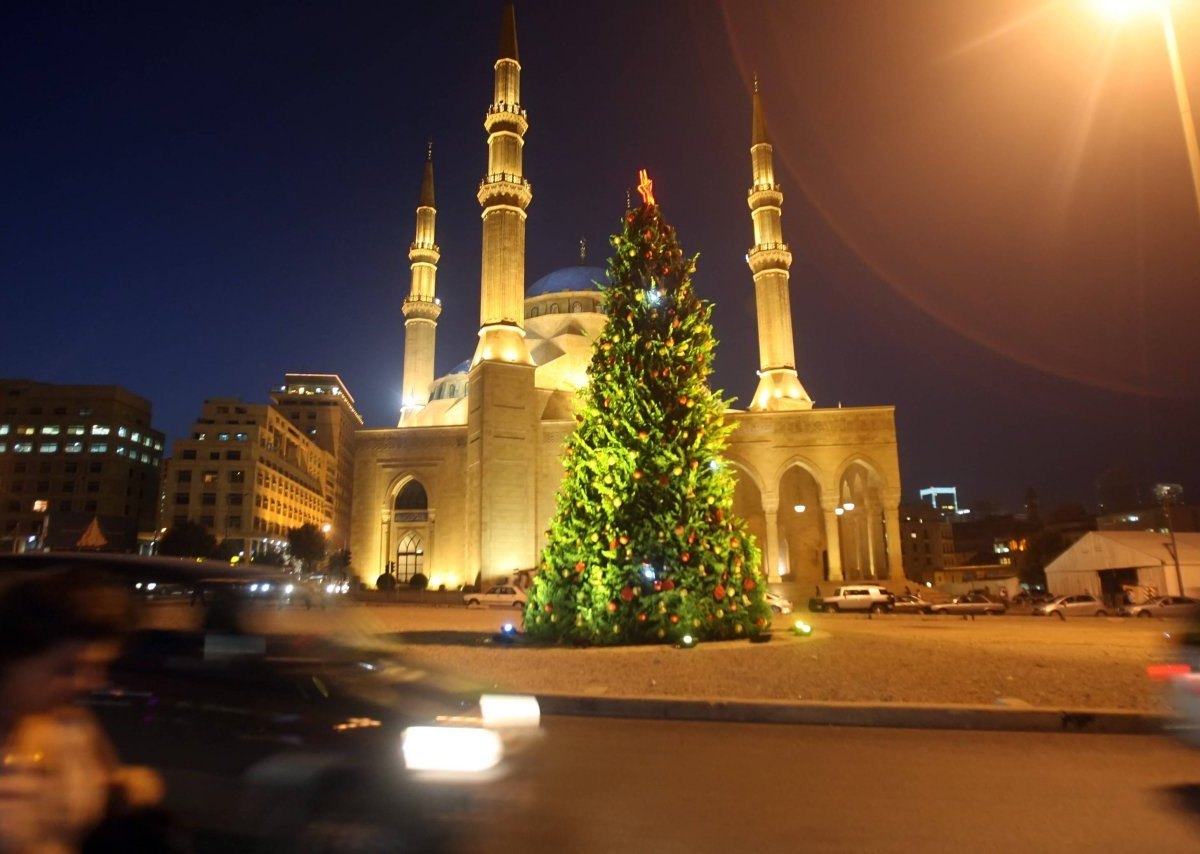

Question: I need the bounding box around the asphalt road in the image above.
[473,716,1200,854]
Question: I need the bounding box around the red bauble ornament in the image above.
[607,601,618,612]
[658,475,669,486]
[674,525,685,536]
[663,579,675,591]
[633,470,643,480]
[743,578,756,591]
[653,581,662,592]
[715,509,724,521]
[681,552,690,563]
[575,561,585,573]
[731,537,741,548]
[714,584,726,601]
[620,586,635,602]
[637,612,647,622]
[669,614,679,624]
[544,603,553,612]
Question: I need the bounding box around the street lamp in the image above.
[1093,0,1200,224]
[1153,483,1186,594]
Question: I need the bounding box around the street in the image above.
[477,717,1200,853]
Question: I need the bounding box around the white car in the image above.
[1031,594,1108,618]
[765,591,793,615]
[464,585,527,609]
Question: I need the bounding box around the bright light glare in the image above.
[1091,0,1165,21]
[480,693,541,728]
[401,726,503,773]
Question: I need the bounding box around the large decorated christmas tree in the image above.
[525,171,771,645]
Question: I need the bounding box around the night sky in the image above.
[3,0,1198,513]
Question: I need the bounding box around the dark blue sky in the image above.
[3,0,1198,512]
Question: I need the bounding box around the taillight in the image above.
[1147,662,1193,681]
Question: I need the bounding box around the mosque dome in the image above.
[526,265,608,296]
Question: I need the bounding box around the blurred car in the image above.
[464,584,527,609]
[0,553,542,851]
[1031,593,1109,618]
[890,594,933,614]
[928,593,1006,616]
[1119,596,1200,619]
[1162,617,1200,749]
[765,591,793,615]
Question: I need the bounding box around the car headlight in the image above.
[479,694,541,728]
[401,726,503,774]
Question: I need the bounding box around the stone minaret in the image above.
[472,1,532,366]
[747,77,812,411]
[399,144,441,424]
[465,2,539,584]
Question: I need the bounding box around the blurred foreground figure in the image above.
[0,569,166,853]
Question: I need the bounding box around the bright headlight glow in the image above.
[401,726,503,774]
[285,584,294,594]
[480,694,541,728]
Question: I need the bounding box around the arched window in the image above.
[529,306,540,318]
[571,301,583,313]
[549,303,560,314]
[394,480,428,510]
[395,531,424,581]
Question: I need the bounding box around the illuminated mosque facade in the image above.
[349,5,906,590]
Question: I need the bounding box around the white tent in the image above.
[1044,531,1200,598]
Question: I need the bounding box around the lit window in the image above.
[0,443,6,453]
[218,433,229,441]
[236,433,248,441]
[38,443,57,453]
[18,426,35,436]
[64,442,82,454]
[91,425,110,436]
[131,431,141,443]
[195,433,207,441]
[32,500,48,513]
[40,425,60,435]
[115,446,126,456]
[0,425,7,435]
[117,427,128,438]
[203,471,218,484]
[140,453,150,463]
[15,442,34,453]
[90,443,107,453]
[67,425,85,435]
[153,441,162,451]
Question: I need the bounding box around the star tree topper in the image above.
[637,168,655,206]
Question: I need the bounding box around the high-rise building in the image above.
[0,379,163,552]
[270,374,362,550]
[164,398,333,556]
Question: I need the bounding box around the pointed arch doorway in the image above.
[388,479,431,583]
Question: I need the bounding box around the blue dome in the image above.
[527,265,608,296]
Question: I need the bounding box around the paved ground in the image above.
[468,717,1200,854]
[144,602,1185,711]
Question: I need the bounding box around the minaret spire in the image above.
[473,0,533,365]
[746,77,812,411]
[399,145,442,424]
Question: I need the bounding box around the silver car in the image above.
[928,593,1006,616]
[1032,594,1109,618]
[1120,596,1200,619]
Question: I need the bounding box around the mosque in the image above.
[349,5,905,591]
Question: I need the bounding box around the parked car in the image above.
[1031,593,1108,618]
[464,584,528,609]
[0,553,543,851]
[765,591,793,615]
[890,594,934,614]
[821,584,894,614]
[1010,591,1053,608]
[1120,596,1200,619]
[928,593,1006,616]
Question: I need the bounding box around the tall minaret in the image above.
[465,2,539,585]
[399,143,441,424]
[473,1,533,366]
[747,77,812,411]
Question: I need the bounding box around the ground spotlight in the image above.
[793,620,813,637]
[493,622,519,645]
[678,634,697,649]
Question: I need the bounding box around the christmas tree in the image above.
[525,171,770,645]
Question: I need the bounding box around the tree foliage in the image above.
[524,189,769,644]
[157,521,217,559]
[287,523,326,573]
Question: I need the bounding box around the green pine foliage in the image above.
[525,193,770,644]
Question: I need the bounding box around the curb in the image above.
[533,693,1175,735]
